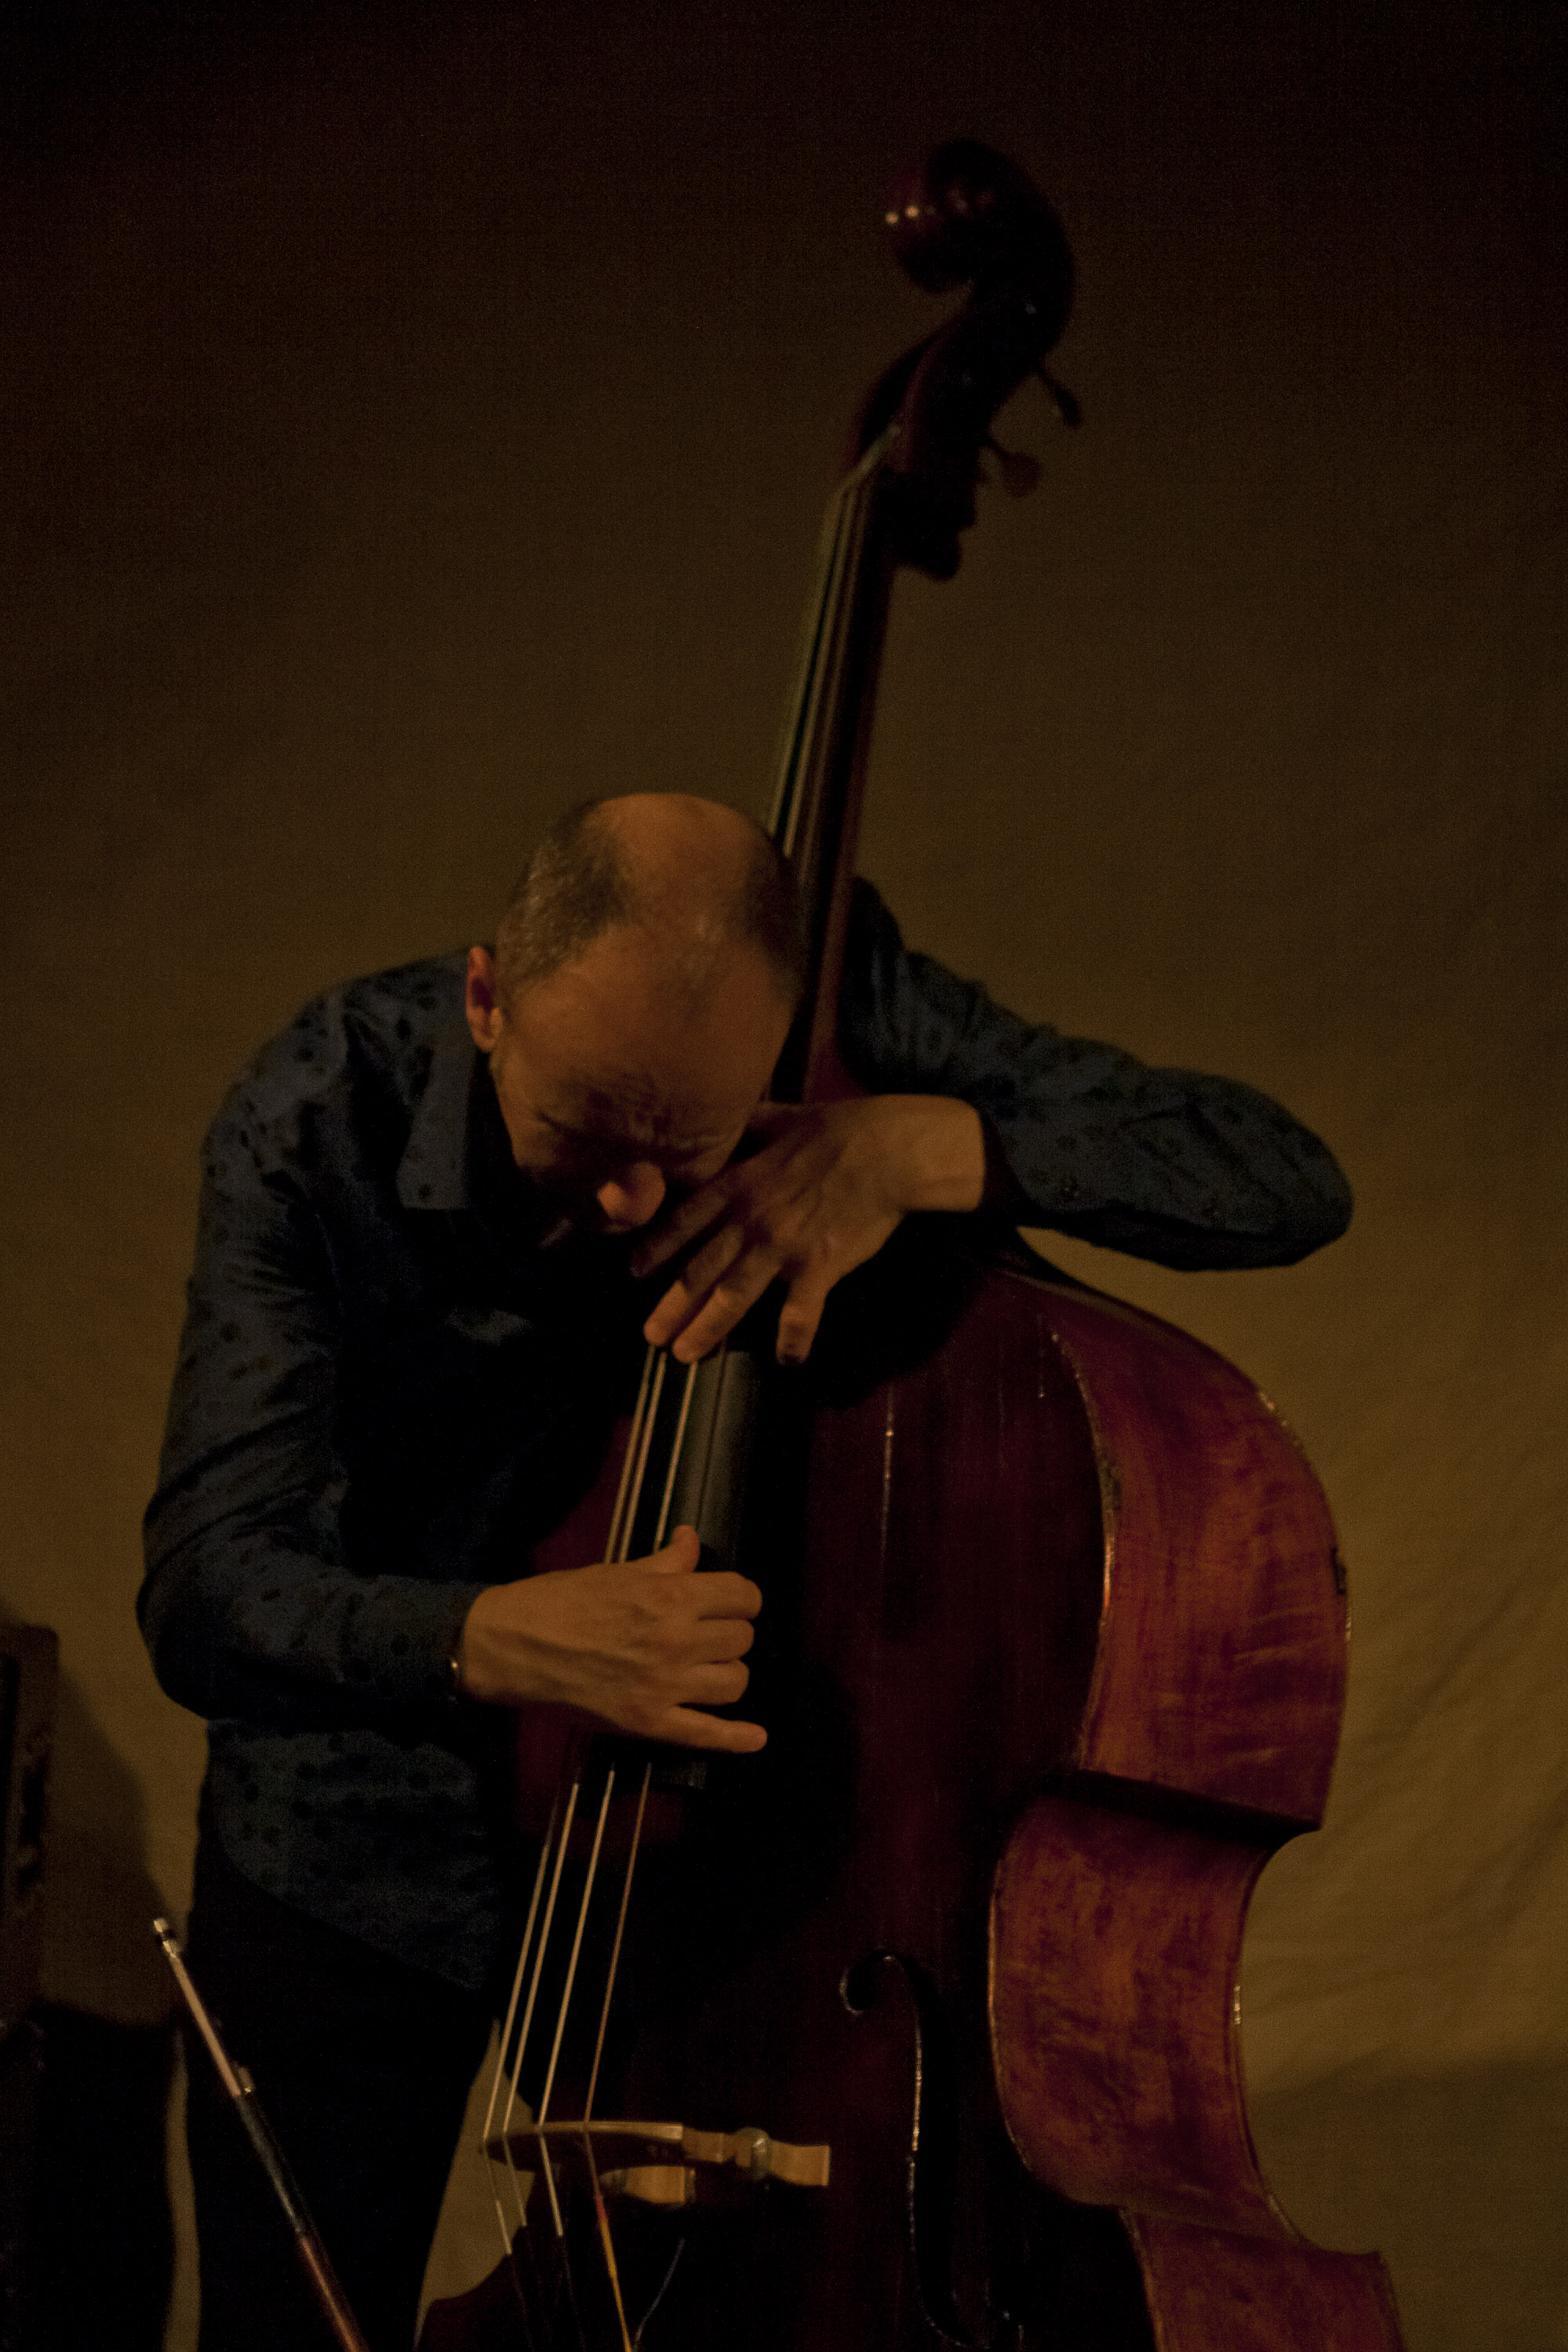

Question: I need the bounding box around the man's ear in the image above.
[464,947,505,1053]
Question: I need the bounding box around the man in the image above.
[141,794,1351,2349]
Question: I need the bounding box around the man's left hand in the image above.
[631,1095,986,1365]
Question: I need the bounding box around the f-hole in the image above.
[841,1949,1000,2350]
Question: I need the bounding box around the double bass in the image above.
[424,140,1406,2352]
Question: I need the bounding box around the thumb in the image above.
[648,1524,702,1573]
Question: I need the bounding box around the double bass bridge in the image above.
[484,2117,832,2210]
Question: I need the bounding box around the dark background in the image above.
[2,4,1564,2346]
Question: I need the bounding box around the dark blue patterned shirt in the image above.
[140,884,1351,1988]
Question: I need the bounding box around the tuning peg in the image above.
[982,435,1041,499]
[1035,368,1082,428]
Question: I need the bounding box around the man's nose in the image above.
[596,1162,668,1231]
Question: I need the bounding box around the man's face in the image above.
[465,927,795,1233]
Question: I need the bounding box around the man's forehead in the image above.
[560,1077,740,1151]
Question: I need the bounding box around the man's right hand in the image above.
[454,1524,765,1752]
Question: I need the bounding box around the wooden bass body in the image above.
[462,1229,1402,2352]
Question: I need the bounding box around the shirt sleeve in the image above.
[836,880,1352,1270]
[139,1076,486,1736]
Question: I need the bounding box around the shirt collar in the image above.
[397,1014,569,1248]
[397,1017,484,1214]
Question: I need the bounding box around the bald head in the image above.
[468,797,801,1233]
[494,795,804,1014]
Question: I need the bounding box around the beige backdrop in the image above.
[3,4,1564,2347]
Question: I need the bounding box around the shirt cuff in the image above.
[337,1574,491,1712]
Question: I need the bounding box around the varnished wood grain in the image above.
[1128,2218,1404,2352]
[442,1239,1401,2350]
[1042,1287,1347,1825]
[991,1795,1281,2230]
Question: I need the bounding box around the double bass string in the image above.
[480,1338,686,2339]
[534,1771,618,2146]
[651,1361,699,1550]
[483,435,892,2317]
[770,476,853,853]
[535,1768,636,2352]
[480,1344,664,2230]
[474,425,896,2341]
[769,431,892,857]
[581,1764,653,2132]
[577,1755,653,2352]
[613,1351,668,1564]
[521,1350,696,2324]
[606,1345,660,1563]
[524,1352,692,2161]
[482,1790,563,2255]
[500,1772,584,2237]
[486,1345,664,2179]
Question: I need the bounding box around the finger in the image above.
[652,1708,768,1754]
[774,1269,833,1367]
[629,1181,733,1278]
[633,1113,815,1283]
[689,1617,755,1660]
[668,1247,784,1362]
[685,1571,763,1619]
[675,1659,752,1706]
[642,1224,755,1348]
